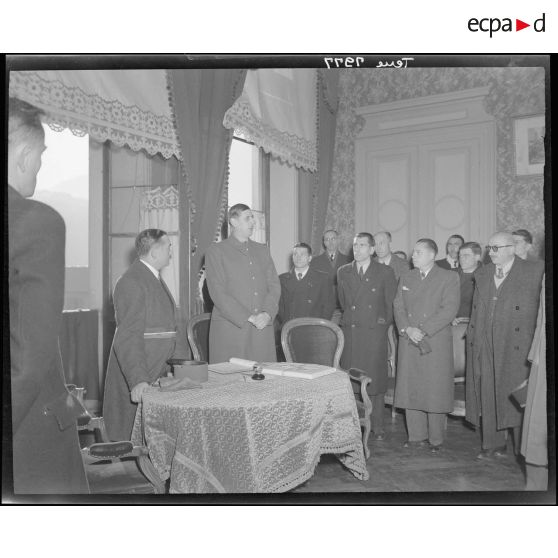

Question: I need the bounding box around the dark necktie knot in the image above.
[330,254,335,262]
[358,266,364,279]
[420,271,426,280]
[495,267,504,279]
[297,272,302,280]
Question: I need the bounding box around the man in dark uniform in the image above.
[453,241,482,324]
[310,229,352,323]
[465,232,544,459]
[338,233,397,441]
[103,229,189,441]
[278,243,334,325]
[436,234,464,271]
[206,203,280,364]
[7,98,89,494]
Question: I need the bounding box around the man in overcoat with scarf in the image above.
[465,232,544,459]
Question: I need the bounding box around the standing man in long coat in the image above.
[8,98,89,494]
[394,238,460,452]
[103,229,188,441]
[465,232,544,459]
[338,233,397,441]
[310,229,352,323]
[206,204,280,364]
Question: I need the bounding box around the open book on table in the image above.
[228,358,336,379]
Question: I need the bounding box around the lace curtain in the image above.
[9,70,180,159]
[140,186,180,304]
[223,69,318,172]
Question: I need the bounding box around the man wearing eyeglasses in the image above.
[465,232,544,460]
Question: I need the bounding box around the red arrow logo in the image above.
[516,19,530,31]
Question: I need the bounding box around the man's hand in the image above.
[130,382,149,403]
[249,312,271,330]
[406,326,425,344]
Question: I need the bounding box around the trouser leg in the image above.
[480,364,506,451]
[427,412,447,446]
[371,393,385,434]
[405,409,428,442]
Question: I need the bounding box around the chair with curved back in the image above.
[187,312,211,362]
[281,317,373,459]
[384,324,398,419]
[450,320,468,417]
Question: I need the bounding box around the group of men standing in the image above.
[8,95,546,495]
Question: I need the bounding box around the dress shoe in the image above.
[403,439,428,448]
[476,449,494,460]
[493,446,508,458]
[373,432,386,441]
[429,444,443,454]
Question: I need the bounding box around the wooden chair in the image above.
[186,312,211,362]
[78,412,165,494]
[450,320,468,417]
[281,317,373,459]
[384,324,398,419]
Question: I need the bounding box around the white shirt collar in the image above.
[420,262,435,278]
[140,259,160,279]
[294,266,309,279]
[446,255,459,268]
[496,258,514,276]
[357,259,371,274]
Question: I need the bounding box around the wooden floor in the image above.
[292,407,539,500]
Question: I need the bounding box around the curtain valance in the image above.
[9,70,180,159]
[223,69,317,171]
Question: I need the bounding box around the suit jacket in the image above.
[375,253,410,284]
[465,257,544,429]
[436,257,460,271]
[8,185,89,494]
[206,236,280,364]
[103,259,187,440]
[393,265,460,413]
[337,260,397,394]
[278,267,334,325]
[310,250,352,309]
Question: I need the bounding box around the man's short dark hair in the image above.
[293,242,312,256]
[447,234,465,245]
[355,232,375,247]
[228,203,251,223]
[323,229,338,239]
[8,97,45,147]
[460,241,482,257]
[417,238,438,256]
[512,229,533,244]
[135,229,168,257]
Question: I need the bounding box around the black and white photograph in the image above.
[3,54,554,505]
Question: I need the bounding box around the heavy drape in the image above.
[167,69,247,323]
[311,69,340,255]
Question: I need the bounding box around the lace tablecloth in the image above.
[131,368,369,493]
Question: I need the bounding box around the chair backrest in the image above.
[452,321,468,379]
[281,318,344,368]
[187,313,211,362]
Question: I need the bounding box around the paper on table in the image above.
[228,358,336,380]
[209,362,253,375]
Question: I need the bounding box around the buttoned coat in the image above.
[393,265,460,413]
[377,253,410,284]
[8,185,89,494]
[436,257,460,272]
[337,260,397,395]
[103,260,187,441]
[310,250,352,308]
[206,236,280,364]
[465,257,544,429]
[278,267,334,325]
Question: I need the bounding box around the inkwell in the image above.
[251,363,265,380]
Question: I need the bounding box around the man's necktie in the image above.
[358,266,364,280]
[330,253,335,262]
[495,267,504,279]
[420,271,426,280]
[453,260,458,268]
[297,272,302,280]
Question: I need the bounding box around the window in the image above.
[32,126,90,309]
